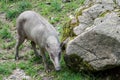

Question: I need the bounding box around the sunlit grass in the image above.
[0,62,16,79]
[6,1,32,20]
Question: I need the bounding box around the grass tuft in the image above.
[0,24,12,39]
[0,62,16,77]
[6,9,19,20]
[51,1,62,11]
[6,1,32,20]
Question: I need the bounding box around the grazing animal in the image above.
[15,11,61,72]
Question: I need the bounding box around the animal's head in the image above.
[45,36,61,71]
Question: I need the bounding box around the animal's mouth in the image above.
[53,57,61,71]
[55,66,61,71]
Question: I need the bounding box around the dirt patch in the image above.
[0,12,7,23]
[3,68,32,80]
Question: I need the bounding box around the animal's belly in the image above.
[26,28,41,44]
[25,32,34,41]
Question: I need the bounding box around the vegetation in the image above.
[0,0,100,80]
[6,1,32,20]
[0,23,12,39]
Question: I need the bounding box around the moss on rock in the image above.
[98,10,111,17]
[61,18,79,42]
[61,4,91,42]
[64,54,94,72]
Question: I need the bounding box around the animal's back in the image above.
[17,11,43,31]
[16,11,58,45]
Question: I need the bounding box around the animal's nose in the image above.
[55,67,61,71]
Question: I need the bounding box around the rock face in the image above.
[74,0,115,35]
[64,0,120,72]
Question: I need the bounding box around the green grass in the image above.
[38,0,85,33]
[0,24,12,39]
[0,52,95,80]
[0,21,15,49]
[6,1,32,20]
[0,62,16,79]
[0,0,92,80]
[1,39,16,49]
[50,1,62,11]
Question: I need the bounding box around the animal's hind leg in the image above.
[15,35,25,60]
[31,41,40,57]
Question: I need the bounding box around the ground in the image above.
[1,0,120,80]
[0,0,91,80]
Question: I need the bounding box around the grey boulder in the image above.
[65,12,120,72]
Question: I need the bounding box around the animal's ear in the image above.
[60,38,70,50]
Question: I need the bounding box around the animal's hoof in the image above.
[55,67,61,71]
[15,57,19,60]
[45,69,51,73]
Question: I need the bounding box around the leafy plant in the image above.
[80,0,85,4]
[0,62,16,76]
[0,1,8,11]
[51,1,62,11]
[6,1,32,20]
[0,0,16,2]
[17,1,32,12]
[0,25,12,39]
[1,40,16,49]
[6,9,19,20]
[50,17,60,24]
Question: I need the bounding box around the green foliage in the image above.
[57,24,63,35]
[6,9,19,20]
[0,66,11,75]
[0,1,8,11]
[0,24,12,39]
[39,2,50,15]
[17,1,32,12]
[51,1,62,11]
[50,17,60,24]
[17,60,42,78]
[0,62,16,76]
[80,0,85,4]
[0,0,15,2]
[6,1,32,20]
[0,75,3,80]
[1,40,16,49]
[53,71,82,80]
[0,53,14,61]
[99,10,110,17]
[0,21,3,28]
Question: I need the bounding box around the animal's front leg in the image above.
[31,41,40,57]
[40,49,50,72]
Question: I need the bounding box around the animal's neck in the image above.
[47,36,59,44]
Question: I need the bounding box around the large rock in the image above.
[63,0,120,72]
[61,0,116,41]
[74,0,115,35]
[65,12,120,72]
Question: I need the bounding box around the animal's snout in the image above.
[55,66,61,71]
